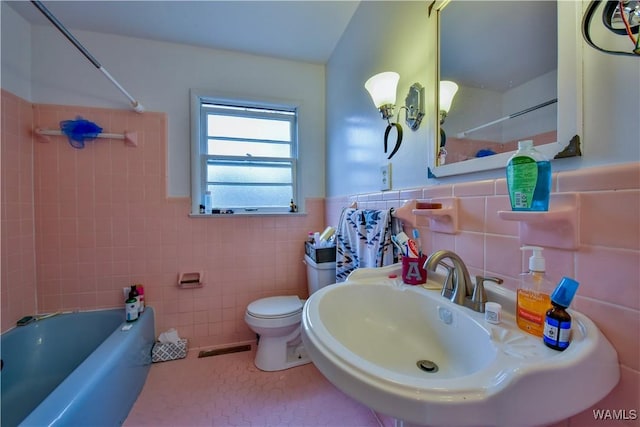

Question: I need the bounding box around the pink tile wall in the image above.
[326,162,640,426]
[3,89,637,424]
[1,93,326,348]
[1,90,37,332]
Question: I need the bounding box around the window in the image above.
[191,93,298,214]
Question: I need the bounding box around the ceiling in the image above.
[7,0,361,64]
[8,1,557,92]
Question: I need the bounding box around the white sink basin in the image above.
[301,264,619,427]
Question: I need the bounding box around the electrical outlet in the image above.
[380,163,391,190]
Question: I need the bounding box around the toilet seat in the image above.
[247,296,303,319]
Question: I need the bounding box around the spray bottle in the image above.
[516,246,553,337]
[136,284,145,314]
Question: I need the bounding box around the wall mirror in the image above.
[430,0,583,178]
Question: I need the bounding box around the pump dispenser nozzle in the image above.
[521,246,545,272]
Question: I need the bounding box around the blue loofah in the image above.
[59,117,103,149]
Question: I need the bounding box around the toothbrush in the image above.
[391,235,406,254]
[395,232,415,257]
[407,239,420,258]
[395,232,410,247]
[412,229,422,257]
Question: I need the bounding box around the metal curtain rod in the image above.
[31,1,145,113]
[455,98,557,139]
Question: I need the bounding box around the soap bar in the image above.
[17,316,35,326]
[416,202,443,209]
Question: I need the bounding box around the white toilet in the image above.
[245,254,336,371]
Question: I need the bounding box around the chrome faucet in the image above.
[423,250,503,313]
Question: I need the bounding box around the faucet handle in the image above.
[438,262,455,299]
[476,275,504,287]
[470,276,504,312]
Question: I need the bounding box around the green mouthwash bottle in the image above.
[506,140,551,211]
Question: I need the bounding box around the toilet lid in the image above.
[247,296,303,319]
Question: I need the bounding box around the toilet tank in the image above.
[305,254,336,295]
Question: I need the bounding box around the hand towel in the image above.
[335,208,394,282]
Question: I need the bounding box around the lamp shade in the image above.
[439,81,459,113]
[365,72,400,108]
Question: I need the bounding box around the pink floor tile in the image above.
[124,347,383,427]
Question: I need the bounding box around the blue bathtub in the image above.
[1,308,155,427]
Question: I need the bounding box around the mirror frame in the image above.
[429,0,583,178]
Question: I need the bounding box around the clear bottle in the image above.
[204,191,213,214]
[506,140,551,211]
[516,246,553,337]
[544,277,580,351]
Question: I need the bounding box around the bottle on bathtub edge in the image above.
[136,284,145,313]
[125,286,140,322]
[130,285,140,310]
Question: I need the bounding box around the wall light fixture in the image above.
[439,80,459,125]
[364,72,425,159]
[365,71,399,121]
[405,82,425,131]
[437,80,459,165]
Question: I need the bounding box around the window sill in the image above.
[189,212,307,218]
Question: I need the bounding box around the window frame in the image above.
[190,90,299,215]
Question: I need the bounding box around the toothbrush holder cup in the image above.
[401,255,428,285]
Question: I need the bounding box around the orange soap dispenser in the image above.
[516,246,553,337]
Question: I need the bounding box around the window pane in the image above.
[207,115,291,141]
[194,97,297,213]
[209,185,293,208]
[207,162,292,184]
[207,139,291,157]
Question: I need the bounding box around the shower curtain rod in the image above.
[31,1,145,113]
[455,98,557,139]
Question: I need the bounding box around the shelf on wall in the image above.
[413,197,459,234]
[349,199,419,228]
[498,193,580,250]
[392,199,417,227]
